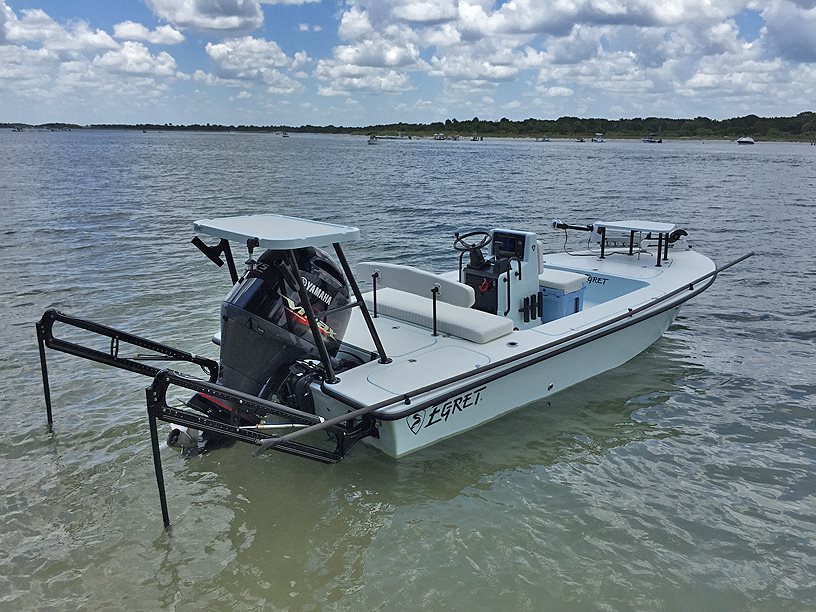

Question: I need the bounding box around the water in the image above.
[1,131,815,610]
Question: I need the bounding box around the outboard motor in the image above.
[187,247,352,425]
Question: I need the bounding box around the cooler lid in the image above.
[538,269,587,293]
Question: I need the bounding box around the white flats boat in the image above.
[36,213,751,526]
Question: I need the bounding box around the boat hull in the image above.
[360,305,679,457]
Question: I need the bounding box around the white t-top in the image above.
[194,214,360,249]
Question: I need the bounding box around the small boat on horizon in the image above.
[377,132,411,140]
[591,133,605,143]
[642,135,662,143]
[736,136,755,145]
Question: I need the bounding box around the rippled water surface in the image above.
[1,131,815,610]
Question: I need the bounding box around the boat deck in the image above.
[326,248,714,415]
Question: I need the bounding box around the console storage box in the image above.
[538,269,588,323]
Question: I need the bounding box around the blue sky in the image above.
[1,0,815,126]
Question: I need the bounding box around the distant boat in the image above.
[433,133,446,140]
[282,132,289,137]
[576,136,586,143]
[642,135,662,143]
[367,134,379,145]
[736,136,755,145]
[378,132,411,140]
[591,133,605,143]
[535,136,550,142]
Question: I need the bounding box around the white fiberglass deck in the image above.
[324,247,714,416]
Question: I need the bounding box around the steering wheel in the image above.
[453,230,492,252]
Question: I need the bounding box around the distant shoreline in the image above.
[6,129,813,144]
[3,111,815,142]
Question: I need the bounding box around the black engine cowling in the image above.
[220,246,351,396]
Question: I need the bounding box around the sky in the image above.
[1,0,815,126]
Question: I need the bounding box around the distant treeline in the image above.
[4,112,815,140]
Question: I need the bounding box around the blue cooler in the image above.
[538,269,588,323]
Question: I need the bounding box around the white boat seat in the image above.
[357,261,475,307]
[538,269,587,293]
[364,287,513,344]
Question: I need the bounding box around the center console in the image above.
[462,230,537,321]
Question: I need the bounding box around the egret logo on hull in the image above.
[406,386,487,435]
[407,410,425,435]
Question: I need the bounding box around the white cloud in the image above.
[206,36,292,76]
[315,61,412,95]
[339,7,374,40]
[1,1,14,44]
[545,25,600,65]
[762,1,816,62]
[541,86,573,97]
[392,0,459,24]
[297,22,323,32]
[422,23,461,47]
[265,71,301,93]
[4,6,117,51]
[193,69,245,87]
[93,41,177,76]
[0,1,182,111]
[0,43,54,85]
[292,50,311,70]
[319,5,429,95]
[199,36,303,94]
[428,51,521,82]
[113,21,184,45]
[146,0,263,32]
[335,39,420,67]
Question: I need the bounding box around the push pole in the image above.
[146,388,171,529]
[35,321,53,427]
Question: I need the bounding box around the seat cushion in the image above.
[364,288,513,344]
